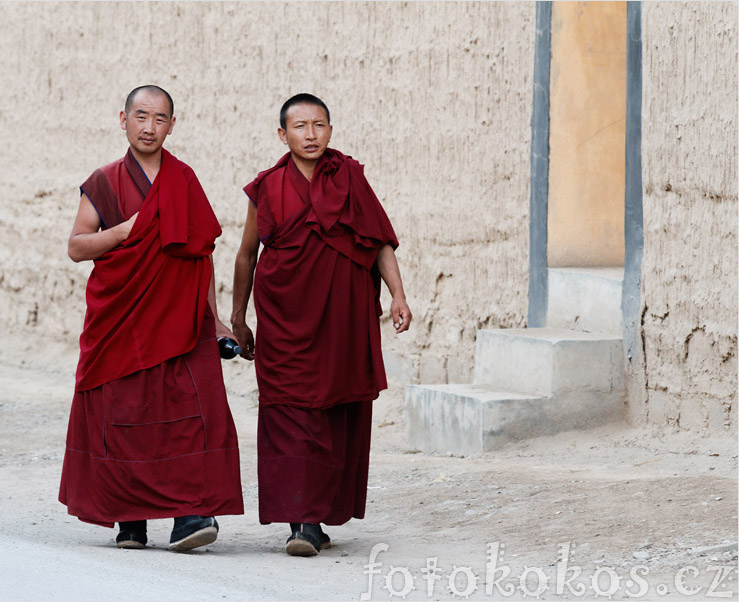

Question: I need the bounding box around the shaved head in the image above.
[279,93,330,129]
[125,85,174,117]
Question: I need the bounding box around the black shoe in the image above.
[169,515,219,551]
[317,525,332,549]
[289,523,332,550]
[286,523,324,556]
[116,520,147,549]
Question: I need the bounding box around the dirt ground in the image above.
[0,333,736,601]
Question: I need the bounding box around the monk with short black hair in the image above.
[232,93,412,556]
[59,85,244,551]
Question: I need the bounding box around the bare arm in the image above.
[376,244,412,334]
[207,255,236,340]
[230,201,260,360]
[67,194,138,262]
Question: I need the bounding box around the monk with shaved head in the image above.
[232,93,412,556]
[59,85,244,551]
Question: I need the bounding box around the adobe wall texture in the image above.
[0,1,535,385]
[3,2,733,433]
[636,2,737,431]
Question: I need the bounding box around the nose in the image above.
[143,118,155,133]
[305,124,316,140]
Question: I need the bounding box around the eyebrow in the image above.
[135,109,170,119]
[291,118,325,125]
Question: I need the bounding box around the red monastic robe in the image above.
[59,149,243,527]
[244,149,397,525]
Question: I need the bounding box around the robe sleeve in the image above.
[80,168,125,230]
[243,180,259,207]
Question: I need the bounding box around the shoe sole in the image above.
[116,540,146,550]
[286,538,319,557]
[168,526,218,552]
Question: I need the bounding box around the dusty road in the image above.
[0,334,736,601]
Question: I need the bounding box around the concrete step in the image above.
[405,382,623,455]
[473,328,624,397]
[546,267,624,335]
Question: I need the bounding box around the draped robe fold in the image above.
[59,149,244,527]
[244,149,397,525]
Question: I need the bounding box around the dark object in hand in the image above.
[218,337,243,359]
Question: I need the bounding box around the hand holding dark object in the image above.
[218,337,243,360]
[232,322,255,361]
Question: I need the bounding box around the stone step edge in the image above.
[406,383,546,403]
[476,327,623,342]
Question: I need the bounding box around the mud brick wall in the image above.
[0,1,535,385]
[637,2,738,431]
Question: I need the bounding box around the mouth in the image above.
[304,145,319,152]
[140,138,156,145]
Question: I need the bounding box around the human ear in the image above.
[120,111,127,131]
[278,127,288,146]
[168,116,176,135]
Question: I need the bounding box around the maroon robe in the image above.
[244,149,397,525]
[59,149,243,527]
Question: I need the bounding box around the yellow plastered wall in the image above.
[548,1,627,267]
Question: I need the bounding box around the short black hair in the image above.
[279,93,330,129]
[125,85,174,117]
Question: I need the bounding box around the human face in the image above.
[119,89,175,159]
[278,103,332,165]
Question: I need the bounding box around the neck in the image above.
[291,154,319,182]
[130,147,163,182]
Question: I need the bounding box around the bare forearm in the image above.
[231,252,257,326]
[207,256,219,318]
[377,244,406,300]
[68,225,127,262]
[207,257,236,339]
[377,244,412,333]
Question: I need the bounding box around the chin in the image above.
[136,145,160,154]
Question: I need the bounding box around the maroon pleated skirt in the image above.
[257,400,372,525]
[59,311,244,527]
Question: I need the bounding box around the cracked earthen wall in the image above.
[636,2,738,431]
[0,2,535,385]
